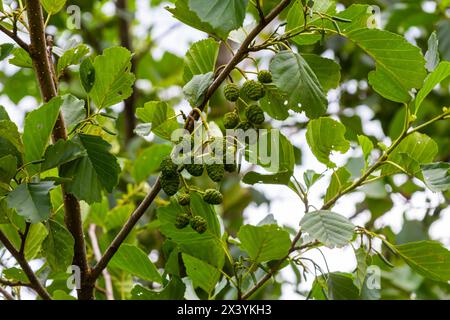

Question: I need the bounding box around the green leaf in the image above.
[23,97,63,169]
[357,135,374,164]
[382,132,438,176]
[421,162,450,192]
[0,43,14,61]
[41,139,86,171]
[183,72,214,107]
[157,198,225,268]
[80,58,95,93]
[425,32,440,72]
[131,277,185,300]
[9,47,32,68]
[0,105,10,121]
[91,47,135,109]
[6,182,55,224]
[167,0,217,38]
[347,29,427,103]
[327,272,360,300]
[52,290,76,300]
[60,94,86,131]
[306,117,350,168]
[302,54,341,91]
[0,155,17,184]
[270,51,327,119]
[238,224,291,263]
[132,144,172,183]
[183,38,220,83]
[324,167,351,203]
[2,267,29,283]
[42,219,74,272]
[394,241,450,282]
[259,84,290,121]
[135,101,180,141]
[286,0,335,46]
[182,253,220,295]
[0,120,23,154]
[57,44,90,77]
[188,0,248,39]
[242,170,292,186]
[60,134,120,204]
[246,129,295,173]
[41,0,67,14]
[109,244,162,283]
[354,247,368,291]
[415,62,450,114]
[300,210,355,248]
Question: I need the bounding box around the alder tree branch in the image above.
[0,286,14,300]
[25,0,91,300]
[0,230,51,300]
[0,23,29,52]
[241,107,450,299]
[117,0,137,142]
[89,0,294,284]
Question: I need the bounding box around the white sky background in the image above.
[0,0,449,300]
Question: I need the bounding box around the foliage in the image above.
[0,0,449,301]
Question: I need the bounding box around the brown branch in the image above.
[25,0,92,300]
[89,0,294,284]
[0,230,51,300]
[0,286,14,300]
[117,0,137,142]
[0,23,29,52]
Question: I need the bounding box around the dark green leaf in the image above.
[7,182,55,224]
[42,219,74,272]
[270,51,327,119]
[60,134,120,204]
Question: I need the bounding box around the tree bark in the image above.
[117,0,137,142]
[26,0,92,300]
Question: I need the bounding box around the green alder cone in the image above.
[160,156,178,177]
[175,213,191,229]
[190,215,208,234]
[160,173,180,196]
[257,70,272,83]
[206,163,225,182]
[177,192,191,206]
[203,189,223,205]
[241,80,266,101]
[223,83,240,102]
[245,105,265,125]
[224,163,237,173]
[223,112,240,129]
[185,163,204,176]
[236,120,255,131]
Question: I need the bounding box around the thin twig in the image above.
[0,230,51,300]
[0,23,29,52]
[88,224,114,300]
[0,286,14,300]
